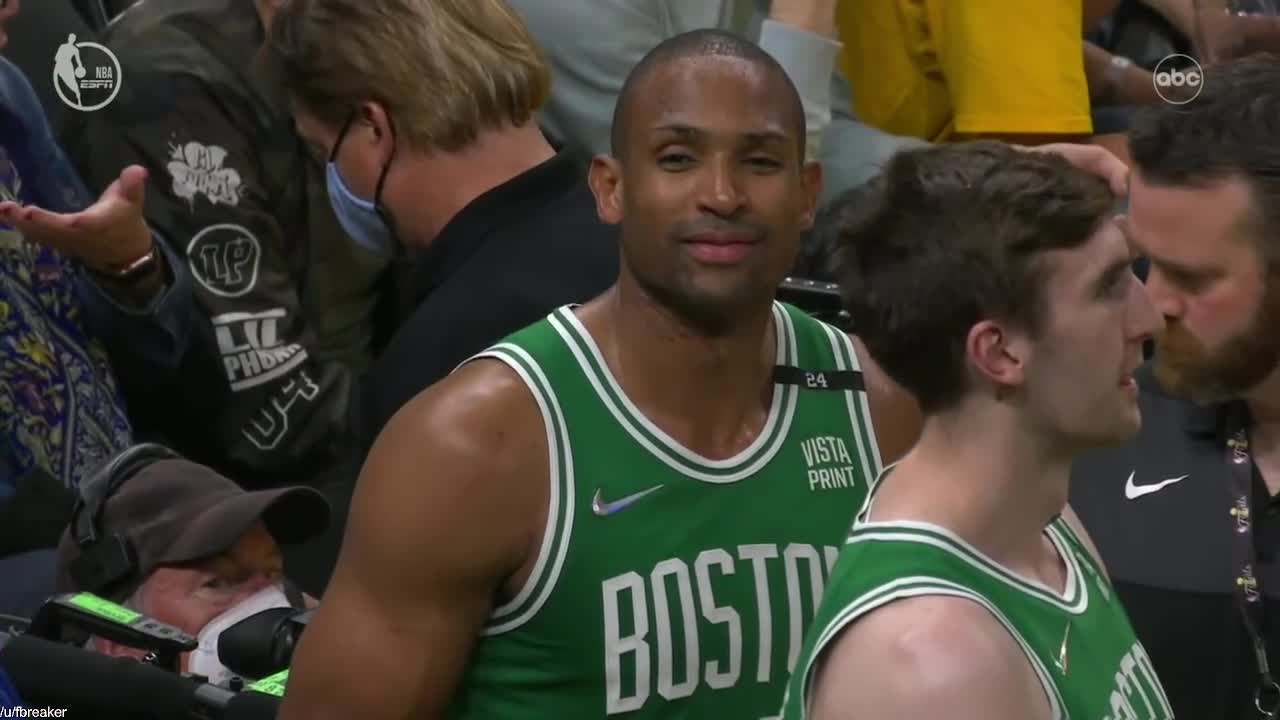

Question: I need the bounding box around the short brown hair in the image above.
[840,141,1115,413]
[267,0,551,152]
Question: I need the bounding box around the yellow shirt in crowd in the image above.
[836,0,1094,142]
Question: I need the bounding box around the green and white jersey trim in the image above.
[848,521,1090,614]
[790,577,1067,720]
[547,303,802,483]
[816,321,884,484]
[469,343,577,636]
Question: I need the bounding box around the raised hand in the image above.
[0,164,155,276]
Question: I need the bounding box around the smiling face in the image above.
[590,52,820,334]
[1130,171,1280,403]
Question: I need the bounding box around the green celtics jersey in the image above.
[446,303,881,719]
[780,485,1174,720]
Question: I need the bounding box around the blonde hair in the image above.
[267,0,551,152]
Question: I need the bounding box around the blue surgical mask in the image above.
[325,161,396,257]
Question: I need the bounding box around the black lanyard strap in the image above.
[1226,414,1280,718]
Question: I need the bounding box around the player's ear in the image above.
[966,320,1028,396]
[589,154,624,225]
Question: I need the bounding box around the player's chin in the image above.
[0,31,8,51]
[1094,406,1143,449]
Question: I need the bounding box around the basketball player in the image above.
[278,29,921,719]
[53,33,83,108]
[780,142,1174,719]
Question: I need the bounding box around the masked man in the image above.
[53,447,329,685]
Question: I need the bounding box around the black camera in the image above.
[217,607,314,682]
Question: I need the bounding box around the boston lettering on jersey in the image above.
[446,303,883,719]
[603,542,840,715]
[1103,641,1168,720]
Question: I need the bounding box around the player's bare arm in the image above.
[808,597,1052,720]
[278,361,549,719]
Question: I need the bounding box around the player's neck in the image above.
[390,123,556,247]
[874,408,1072,576]
[593,284,777,459]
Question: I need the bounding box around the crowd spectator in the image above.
[835,0,1161,163]
[59,0,397,492]
[509,0,926,204]
[264,0,619,590]
[0,0,191,617]
[267,0,618,460]
[55,444,328,685]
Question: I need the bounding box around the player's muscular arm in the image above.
[278,361,548,719]
[850,334,922,466]
[808,597,1052,720]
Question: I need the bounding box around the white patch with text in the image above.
[212,308,307,392]
[243,370,320,450]
[187,224,260,298]
[801,436,858,491]
[168,140,244,208]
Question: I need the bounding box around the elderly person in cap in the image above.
[53,444,329,685]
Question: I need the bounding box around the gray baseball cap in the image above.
[55,458,330,598]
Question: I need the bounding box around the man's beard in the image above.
[1154,278,1280,404]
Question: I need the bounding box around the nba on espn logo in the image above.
[1152,54,1204,106]
[51,34,122,112]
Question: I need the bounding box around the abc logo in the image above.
[1155,67,1199,87]
[1152,54,1205,105]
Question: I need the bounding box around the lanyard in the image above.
[1225,408,1280,718]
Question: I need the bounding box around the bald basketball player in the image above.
[279,28,918,720]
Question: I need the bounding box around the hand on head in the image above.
[1014,143,1129,198]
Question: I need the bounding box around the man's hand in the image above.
[0,165,155,275]
[1015,142,1130,196]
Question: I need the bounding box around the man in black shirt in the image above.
[265,0,617,589]
[1071,54,1280,720]
[267,0,618,447]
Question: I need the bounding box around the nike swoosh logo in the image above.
[1124,471,1189,500]
[592,485,664,516]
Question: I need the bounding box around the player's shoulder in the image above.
[810,595,1046,718]
[376,357,546,472]
[400,356,542,429]
[847,594,1022,673]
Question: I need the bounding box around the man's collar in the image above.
[404,138,586,304]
